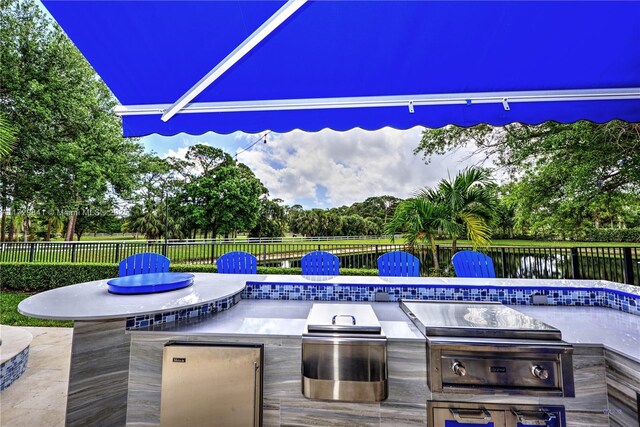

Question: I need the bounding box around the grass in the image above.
[0,292,73,327]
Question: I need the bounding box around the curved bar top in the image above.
[17,273,249,321]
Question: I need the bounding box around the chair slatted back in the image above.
[118,252,170,277]
[216,251,257,274]
[377,251,420,277]
[301,251,340,276]
[451,250,496,278]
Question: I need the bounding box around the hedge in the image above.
[580,228,640,243]
[0,262,379,293]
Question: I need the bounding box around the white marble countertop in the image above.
[133,300,426,342]
[514,305,640,363]
[17,273,248,321]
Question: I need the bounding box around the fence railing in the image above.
[0,241,638,285]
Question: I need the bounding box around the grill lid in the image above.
[305,304,382,334]
[401,300,562,341]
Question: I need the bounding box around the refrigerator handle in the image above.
[253,361,260,427]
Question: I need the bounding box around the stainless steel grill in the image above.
[402,300,575,397]
[302,304,388,402]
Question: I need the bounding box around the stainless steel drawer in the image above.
[302,335,387,402]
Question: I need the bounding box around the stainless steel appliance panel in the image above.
[160,342,263,427]
[301,335,388,402]
[427,338,574,397]
[428,401,566,427]
[302,303,388,402]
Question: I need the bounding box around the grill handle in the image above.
[450,408,492,424]
[332,314,356,325]
[513,410,557,425]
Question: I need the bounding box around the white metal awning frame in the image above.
[114,87,640,117]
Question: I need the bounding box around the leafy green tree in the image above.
[249,198,286,238]
[341,214,367,236]
[420,168,496,252]
[182,145,267,238]
[416,121,640,239]
[1,0,143,241]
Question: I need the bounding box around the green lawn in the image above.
[0,292,72,327]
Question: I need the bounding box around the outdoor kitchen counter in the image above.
[17,272,249,320]
[131,299,426,341]
[514,305,640,363]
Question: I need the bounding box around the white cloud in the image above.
[235,127,491,208]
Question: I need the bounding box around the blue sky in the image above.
[140,127,487,209]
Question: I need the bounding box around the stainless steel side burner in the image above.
[401,300,574,397]
[302,304,388,402]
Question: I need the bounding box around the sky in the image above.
[140,127,489,209]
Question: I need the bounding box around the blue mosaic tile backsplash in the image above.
[0,346,29,391]
[126,292,240,329]
[242,282,640,317]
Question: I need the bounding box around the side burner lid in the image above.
[401,300,562,341]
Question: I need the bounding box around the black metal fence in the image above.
[1,241,638,285]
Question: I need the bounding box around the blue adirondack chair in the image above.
[216,251,257,274]
[451,250,496,278]
[301,251,340,276]
[377,251,420,277]
[118,252,170,277]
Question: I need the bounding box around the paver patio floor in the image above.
[1,327,72,427]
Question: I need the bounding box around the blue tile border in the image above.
[242,282,640,316]
[0,346,29,391]
[125,292,240,330]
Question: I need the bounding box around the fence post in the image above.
[210,241,216,264]
[71,243,77,263]
[317,244,321,251]
[263,244,267,266]
[29,243,35,262]
[622,247,635,285]
[500,248,507,278]
[114,243,120,263]
[570,247,580,280]
[435,245,440,269]
[162,242,167,257]
[375,245,379,259]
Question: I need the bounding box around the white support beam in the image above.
[160,0,308,123]
[113,87,640,117]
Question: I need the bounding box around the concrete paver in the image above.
[1,327,72,427]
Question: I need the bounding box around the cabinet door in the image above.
[432,407,506,427]
[160,343,263,427]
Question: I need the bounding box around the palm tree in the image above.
[421,168,495,253]
[385,197,456,271]
[0,114,15,159]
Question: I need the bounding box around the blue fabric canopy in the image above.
[43,1,640,137]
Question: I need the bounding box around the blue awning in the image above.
[42,1,640,137]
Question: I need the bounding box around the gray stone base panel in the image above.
[66,320,131,427]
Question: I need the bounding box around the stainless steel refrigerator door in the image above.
[160,343,262,427]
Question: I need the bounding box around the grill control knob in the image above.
[531,365,549,380]
[451,362,466,377]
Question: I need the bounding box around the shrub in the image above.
[0,262,380,293]
[580,228,640,243]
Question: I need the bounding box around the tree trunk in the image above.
[8,216,14,242]
[0,206,6,242]
[451,238,457,254]
[46,218,52,241]
[65,212,77,241]
[203,229,208,239]
[22,216,28,242]
[430,236,440,271]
